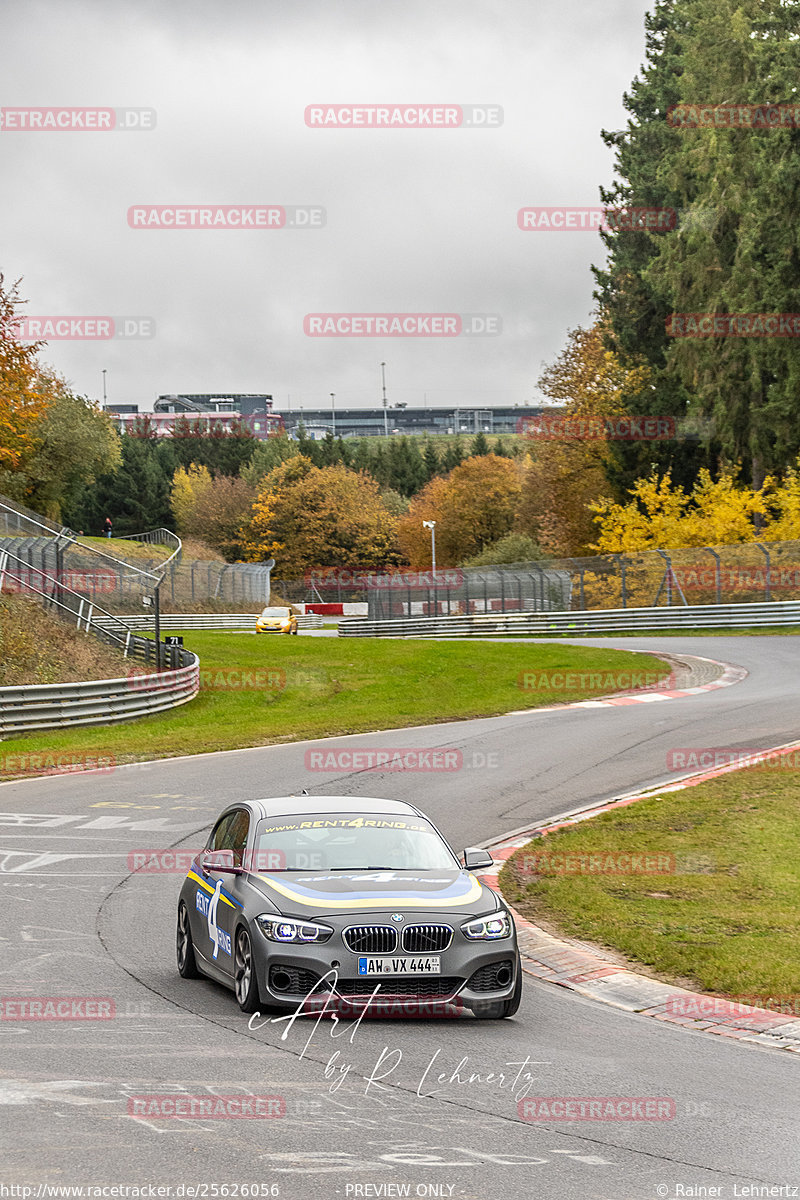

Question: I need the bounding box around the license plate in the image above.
[358,956,441,975]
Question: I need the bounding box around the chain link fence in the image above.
[273,540,800,618]
[4,495,798,618]
[0,496,273,613]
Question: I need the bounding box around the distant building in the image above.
[104,397,560,440]
[278,404,558,439]
[154,393,275,417]
[105,394,282,439]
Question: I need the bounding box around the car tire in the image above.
[291,627,298,635]
[176,902,200,979]
[474,954,523,1019]
[234,926,261,1013]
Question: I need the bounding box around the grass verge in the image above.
[0,633,668,773]
[499,765,800,1004]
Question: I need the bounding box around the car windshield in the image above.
[260,608,289,618]
[253,813,459,871]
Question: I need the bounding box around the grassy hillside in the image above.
[0,594,128,686]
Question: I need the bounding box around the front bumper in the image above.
[249,911,519,1016]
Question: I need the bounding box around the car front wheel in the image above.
[234,927,260,1012]
[177,903,200,978]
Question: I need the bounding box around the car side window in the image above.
[206,810,250,868]
[206,814,235,853]
[227,810,250,868]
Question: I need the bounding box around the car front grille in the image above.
[342,925,398,954]
[335,977,462,998]
[401,923,453,953]
[467,960,515,992]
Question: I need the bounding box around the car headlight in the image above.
[462,910,512,940]
[256,914,333,944]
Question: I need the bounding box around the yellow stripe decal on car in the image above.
[254,874,484,909]
[187,869,239,908]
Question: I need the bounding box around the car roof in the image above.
[236,795,422,821]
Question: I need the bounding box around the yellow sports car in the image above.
[255,606,298,634]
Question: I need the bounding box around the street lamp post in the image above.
[102,369,107,406]
[422,520,436,578]
[330,392,336,438]
[381,362,388,436]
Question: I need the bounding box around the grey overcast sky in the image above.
[2,0,651,413]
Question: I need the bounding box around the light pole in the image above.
[422,520,436,578]
[381,362,388,436]
[102,369,107,406]
[330,392,336,438]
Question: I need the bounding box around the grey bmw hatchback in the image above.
[176,795,522,1018]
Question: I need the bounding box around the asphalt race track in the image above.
[2,635,799,1200]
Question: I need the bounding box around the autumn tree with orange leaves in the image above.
[242,457,403,575]
[0,275,50,471]
[397,456,522,568]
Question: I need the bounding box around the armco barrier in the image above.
[92,612,323,631]
[0,653,199,736]
[336,600,800,638]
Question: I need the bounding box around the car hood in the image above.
[246,868,494,918]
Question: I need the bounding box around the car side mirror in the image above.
[463,847,494,870]
[201,849,239,873]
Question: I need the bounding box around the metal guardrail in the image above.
[92,612,324,631]
[337,600,800,638]
[116,527,180,551]
[0,656,199,736]
[0,550,200,737]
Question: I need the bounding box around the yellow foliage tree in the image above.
[170,464,213,534]
[0,275,52,471]
[518,323,652,556]
[764,463,800,542]
[590,468,771,552]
